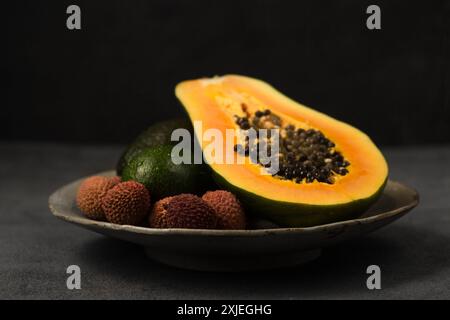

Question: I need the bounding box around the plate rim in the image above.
[49,172,419,237]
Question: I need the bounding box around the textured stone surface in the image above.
[0,142,449,299]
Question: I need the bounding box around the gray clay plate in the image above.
[49,171,419,271]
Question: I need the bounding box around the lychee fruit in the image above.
[102,181,151,225]
[165,194,217,229]
[202,190,246,229]
[76,175,121,221]
[148,196,173,228]
[109,176,122,185]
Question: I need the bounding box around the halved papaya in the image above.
[175,75,388,227]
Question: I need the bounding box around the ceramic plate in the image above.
[49,171,419,271]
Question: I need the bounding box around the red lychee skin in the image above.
[109,176,122,185]
[202,190,246,230]
[149,196,173,228]
[165,194,217,229]
[102,181,151,225]
[76,176,121,221]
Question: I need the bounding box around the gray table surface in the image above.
[0,142,449,300]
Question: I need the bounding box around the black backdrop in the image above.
[4,0,450,146]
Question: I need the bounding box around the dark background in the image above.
[2,1,450,300]
[4,0,450,146]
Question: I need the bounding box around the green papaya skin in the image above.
[212,172,386,227]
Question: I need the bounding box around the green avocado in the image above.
[121,145,214,200]
[116,118,193,175]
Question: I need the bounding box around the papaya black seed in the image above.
[241,122,250,130]
[233,110,350,184]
